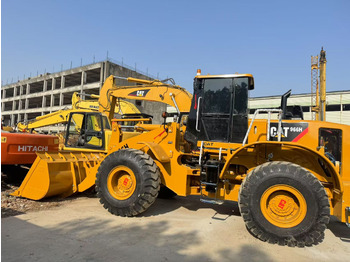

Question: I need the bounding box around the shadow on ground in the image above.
[2,216,272,262]
[142,195,240,218]
[327,216,350,242]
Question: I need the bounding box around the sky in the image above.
[1,0,350,97]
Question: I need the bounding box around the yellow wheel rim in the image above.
[260,185,307,228]
[107,166,136,200]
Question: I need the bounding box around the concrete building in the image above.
[3,62,349,127]
[1,60,169,126]
[248,90,350,125]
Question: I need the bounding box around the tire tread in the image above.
[238,161,330,247]
[96,149,160,217]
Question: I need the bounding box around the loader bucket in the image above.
[11,152,104,200]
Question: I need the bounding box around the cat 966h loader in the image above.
[13,72,350,246]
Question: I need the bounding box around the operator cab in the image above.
[65,112,109,150]
[184,71,254,149]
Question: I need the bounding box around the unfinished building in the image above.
[1,60,170,126]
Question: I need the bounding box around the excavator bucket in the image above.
[11,152,104,200]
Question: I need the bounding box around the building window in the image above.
[302,106,310,112]
[343,104,350,111]
[326,104,341,111]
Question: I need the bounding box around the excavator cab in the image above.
[184,74,254,148]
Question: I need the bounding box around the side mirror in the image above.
[248,77,255,90]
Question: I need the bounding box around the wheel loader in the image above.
[2,90,148,167]
[15,85,153,151]
[12,72,350,246]
[11,76,189,199]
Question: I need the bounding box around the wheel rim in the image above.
[260,185,307,228]
[107,166,136,200]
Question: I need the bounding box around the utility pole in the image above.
[319,48,327,121]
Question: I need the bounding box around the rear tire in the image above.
[96,149,160,216]
[238,161,330,247]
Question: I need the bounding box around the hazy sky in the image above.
[2,0,350,97]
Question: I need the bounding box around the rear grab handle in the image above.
[196,97,202,132]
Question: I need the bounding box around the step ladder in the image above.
[198,141,224,205]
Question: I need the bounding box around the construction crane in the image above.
[311,47,327,121]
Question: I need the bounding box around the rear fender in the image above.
[222,141,345,221]
[223,141,343,194]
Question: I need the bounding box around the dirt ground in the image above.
[1,165,350,261]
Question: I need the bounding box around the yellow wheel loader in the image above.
[11,76,189,199]
[13,73,350,246]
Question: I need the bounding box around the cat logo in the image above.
[128,89,150,97]
[270,123,309,142]
[270,127,288,138]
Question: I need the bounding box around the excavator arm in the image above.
[17,92,101,132]
[98,75,192,121]
[17,108,85,132]
[17,92,141,132]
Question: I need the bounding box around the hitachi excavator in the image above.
[12,72,350,246]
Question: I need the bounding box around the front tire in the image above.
[96,149,160,216]
[238,161,330,247]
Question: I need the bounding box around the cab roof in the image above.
[195,73,253,79]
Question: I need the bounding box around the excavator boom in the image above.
[17,92,141,132]
[99,76,192,120]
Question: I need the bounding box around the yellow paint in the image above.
[107,166,136,200]
[260,185,307,228]
[10,152,104,200]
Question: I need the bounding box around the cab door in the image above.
[200,78,232,142]
[184,77,249,147]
